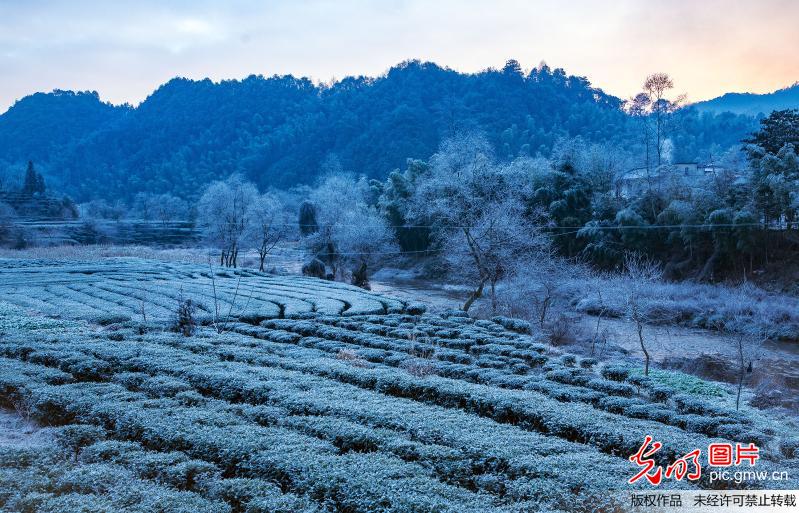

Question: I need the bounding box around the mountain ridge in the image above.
[0,60,760,201]
[693,82,799,116]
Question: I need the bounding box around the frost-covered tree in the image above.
[133,192,188,224]
[154,194,188,225]
[622,253,662,376]
[493,246,576,328]
[411,133,551,312]
[245,193,288,272]
[305,174,396,286]
[197,175,258,267]
[79,199,126,221]
[132,192,156,221]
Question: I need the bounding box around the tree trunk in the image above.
[259,252,266,272]
[736,336,745,411]
[490,279,498,314]
[591,309,604,356]
[637,319,650,376]
[462,278,486,313]
[538,296,551,328]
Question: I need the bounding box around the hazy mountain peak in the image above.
[693,82,799,116]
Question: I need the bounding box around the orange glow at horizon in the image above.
[0,0,797,111]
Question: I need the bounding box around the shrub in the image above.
[174,297,197,337]
[53,424,106,461]
[547,313,581,345]
[559,354,577,366]
[649,386,674,402]
[491,316,532,334]
[400,358,436,378]
[675,414,726,436]
[624,404,675,424]
[598,396,643,414]
[780,439,799,459]
[672,394,736,417]
[164,460,219,491]
[586,378,636,397]
[405,303,427,315]
[601,366,630,382]
[545,368,591,387]
[336,349,370,368]
[528,355,549,366]
[626,375,651,388]
[174,390,207,407]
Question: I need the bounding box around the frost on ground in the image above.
[0,409,51,449]
[0,258,407,325]
[0,258,798,512]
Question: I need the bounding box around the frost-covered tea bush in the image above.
[0,258,795,512]
[0,258,408,325]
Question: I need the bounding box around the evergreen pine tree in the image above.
[22,161,37,195]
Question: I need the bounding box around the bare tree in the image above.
[712,316,757,411]
[588,280,608,356]
[623,252,662,376]
[643,73,685,167]
[197,176,258,268]
[245,193,287,272]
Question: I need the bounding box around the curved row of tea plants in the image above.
[1,260,797,512]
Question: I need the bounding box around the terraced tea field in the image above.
[0,259,797,512]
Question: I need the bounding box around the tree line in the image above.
[0,60,758,202]
[185,106,795,314]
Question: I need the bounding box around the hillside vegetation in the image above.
[0,61,757,201]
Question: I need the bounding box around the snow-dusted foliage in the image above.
[303,174,398,285]
[243,192,288,272]
[0,259,406,324]
[196,175,259,268]
[0,264,795,511]
[409,134,550,312]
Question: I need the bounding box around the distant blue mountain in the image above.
[693,83,799,116]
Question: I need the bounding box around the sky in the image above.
[1,0,798,113]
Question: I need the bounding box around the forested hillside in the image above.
[0,90,127,166]
[0,60,757,201]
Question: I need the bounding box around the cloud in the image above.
[0,0,797,112]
